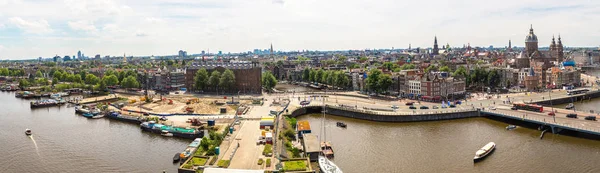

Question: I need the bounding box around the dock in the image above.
[69,95,119,104]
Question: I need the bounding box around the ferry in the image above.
[474,142,496,162]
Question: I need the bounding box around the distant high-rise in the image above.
[508,40,512,52]
[77,50,82,59]
[432,36,439,55]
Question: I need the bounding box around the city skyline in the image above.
[1,0,600,59]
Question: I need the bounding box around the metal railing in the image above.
[302,103,478,116]
[483,110,600,133]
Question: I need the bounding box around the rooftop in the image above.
[303,134,321,153]
[297,120,311,132]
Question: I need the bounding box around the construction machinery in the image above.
[185,107,194,113]
[186,98,199,104]
[168,99,173,105]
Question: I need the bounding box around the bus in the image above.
[567,89,589,95]
[512,103,544,112]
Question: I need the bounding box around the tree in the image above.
[0,68,8,76]
[487,69,500,88]
[35,71,43,78]
[63,56,71,61]
[400,64,416,70]
[19,79,30,88]
[104,70,116,77]
[308,69,316,83]
[219,69,236,92]
[208,70,221,92]
[335,71,349,89]
[425,65,437,73]
[73,75,83,84]
[366,69,383,93]
[85,74,100,85]
[52,77,59,86]
[359,56,368,63]
[121,76,140,88]
[383,62,395,71]
[453,66,467,77]
[53,71,63,81]
[439,66,451,73]
[167,60,174,66]
[194,68,209,91]
[102,75,119,86]
[302,68,310,82]
[262,71,277,91]
[35,78,49,86]
[378,74,393,93]
[316,69,324,83]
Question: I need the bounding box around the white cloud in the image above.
[68,20,97,33]
[272,0,284,5]
[8,17,52,34]
[145,17,165,24]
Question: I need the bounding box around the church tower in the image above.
[557,35,564,62]
[432,36,439,55]
[525,25,539,57]
[508,40,512,52]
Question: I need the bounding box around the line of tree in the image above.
[262,71,277,91]
[301,68,350,89]
[365,69,393,94]
[193,68,236,93]
[452,66,502,88]
[0,68,25,77]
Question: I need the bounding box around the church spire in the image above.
[432,35,439,55]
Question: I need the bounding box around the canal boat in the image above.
[474,142,496,162]
[82,112,95,118]
[173,153,181,162]
[140,121,204,139]
[566,103,574,110]
[506,125,517,130]
[336,122,347,128]
[25,129,32,135]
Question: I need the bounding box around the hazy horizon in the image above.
[1,0,600,60]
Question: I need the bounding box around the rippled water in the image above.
[0,92,191,173]
[299,114,600,173]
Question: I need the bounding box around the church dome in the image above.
[525,25,538,42]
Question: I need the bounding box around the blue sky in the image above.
[1,0,600,59]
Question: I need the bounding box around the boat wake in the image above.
[29,136,40,157]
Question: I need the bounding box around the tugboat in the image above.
[474,142,496,162]
[25,129,32,135]
[336,122,347,128]
[566,103,574,110]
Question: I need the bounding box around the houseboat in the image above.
[474,142,496,162]
[30,99,66,108]
[105,112,142,124]
[321,141,335,158]
[140,121,204,139]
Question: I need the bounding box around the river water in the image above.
[0,91,190,173]
[299,114,600,173]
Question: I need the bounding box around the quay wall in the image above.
[289,106,481,122]
[533,90,600,106]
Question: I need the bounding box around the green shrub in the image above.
[283,129,295,141]
[182,162,193,169]
[266,158,271,167]
[190,157,208,166]
[283,161,307,171]
[263,144,273,156]
[217,160,230,168]
[285,141,292,149]
[258,158,264,165]
[291,148,301,158]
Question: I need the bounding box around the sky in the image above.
[1,0,600,59]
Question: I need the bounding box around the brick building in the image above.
[185,61,262,94]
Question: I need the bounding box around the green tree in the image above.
[302,68,310,81]
[194,68,209,91]
[0,68,8,76]
[400,64,416,70]
[35,71,43,78]
[167,60,174,66]
[378,74,393,93]
[366,69,383,93]
[335,71,349,89]
[425,65,437,73]
[308,69,316,83]
[53,71,63,81]
[208,71,221,92]
[439,66,451,73]
[453,66,467,77]
[219,69,236,92]
[85,74,100,85]
[487,69,500,88]
[52,77,59,86]
[316,69,324,83]
[73,75,83,84]
[121,76,140,88]
[102,75,119,86]
[262,71,278,91]
[359,56,368,63]
[322,70,330,85]
[19,79,30,88]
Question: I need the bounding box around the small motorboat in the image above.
[25,129,32,135]
[566,103,574,110]
[173,153,181,162]
[82,112,94,118]
[91,114,105,119]
[474,142,496,162]
[161,130,173,137]
[506,125,517,130]
[336,122,347,128]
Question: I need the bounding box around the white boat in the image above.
[506,125,517,130]
[91,114,105,119]
[25,129,32,135]
[75,106,90,114]
[319,155,343,173]
[161,130,173,137]
[474,142,496,162]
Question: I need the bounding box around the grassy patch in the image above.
[266,158,271,167]
[258,158,264,165]
[283,160,307,171]
[209,156,217,165]
[217,160,230,168]
[190,157,208,166]
[263,144,273,156]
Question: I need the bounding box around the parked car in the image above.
[449,104,456,108]
[489,106,496,110]
[409,105,417,109]
[547,112,555,116]
[420,106,429,109]
[511,107,518,110]
[432,106,439,109]
[566,113,578,118]
[585,116,597,121]
[405,102,414,106]
[391,105,399,109]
